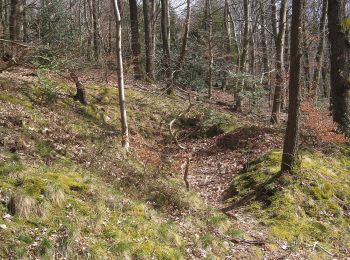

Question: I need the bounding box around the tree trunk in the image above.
[312,0,328,101]
[173,0,191,83]
[227,5,240,68]
[281,0,303,172]
[234,0,250,111]
[239,0,251,73]
[0,0,4,52]
[160,0,172,94]
[270,0,287,124]
[207,0,213,99]
[328,0,350,136]
[71,72,88,105]
[224,0,232,61]
[9,0,19,41]
[302,7,311,96]
[129,0,142,80]
[143,0,155,80]
[92,0,99,61]
[177,0,191,69]
[270,0,278,37]
[111,0,130,150]
[260,1,269,73]
[21,0,27,42]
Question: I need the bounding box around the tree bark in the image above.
[312,0,328,101]
[177,0,191,69]
[143,0,155,80]
[234,0,250,111]
[328,0,350,136]
[160,0,172,94]
[281,0,304,172]
[239,0,251,73]
[207,0,213,99]
[227,5,240,68]
[129,0,142,80]
[260,1,269,73]
[9,0,19,41]
[92,0,99,61]
[21,0,27,42]
[111,0,130,150]
[302,6,311,96]
[70,72,88,105]
[270,0,287,124]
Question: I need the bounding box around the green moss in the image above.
[18,233,33,244]
[341,18,350,34]
[225,149,350,253]
[36,142,55,157]
[0,77,243,258]
[179,106,238,138]
[0,94,33,109]
[0,153,24,175]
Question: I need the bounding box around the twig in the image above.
[0,38,35,48]
[168,94,194,150]
[313,242,334,256]
[214,231,265,246]
[183,157,190,191]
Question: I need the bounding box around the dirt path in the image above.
[178,91,309,258]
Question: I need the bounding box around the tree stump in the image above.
[70,72,87,105]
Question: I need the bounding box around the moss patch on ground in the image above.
[0,72,243,259]
[225,149,350,257]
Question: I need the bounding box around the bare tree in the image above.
[143,0,155,80]
[111,0,130,150]
[207,0,213,99]
[92,0,100,61]
[160,0,172,94]
[9,0,19,41]
[177,0,191,70]
[234,0,251,111]
[281,0,304,172]
[129,0,143,80]
[312,0,328,101]
[270,0,287,124]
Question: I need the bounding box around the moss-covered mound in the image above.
[0,70,242,258]
[225,149,350,256]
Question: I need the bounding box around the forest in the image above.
[0,0,349,258]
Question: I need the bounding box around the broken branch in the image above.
[168,94,194,150]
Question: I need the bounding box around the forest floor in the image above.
[0,66,349,259]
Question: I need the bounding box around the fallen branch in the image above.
[214,231,265,246]
[168,94,194,150]
[0,38,35,48]
[182,157,190,191]
[312,241,334,256]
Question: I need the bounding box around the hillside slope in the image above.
[0,68,249,259]
[1,68,350,259]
